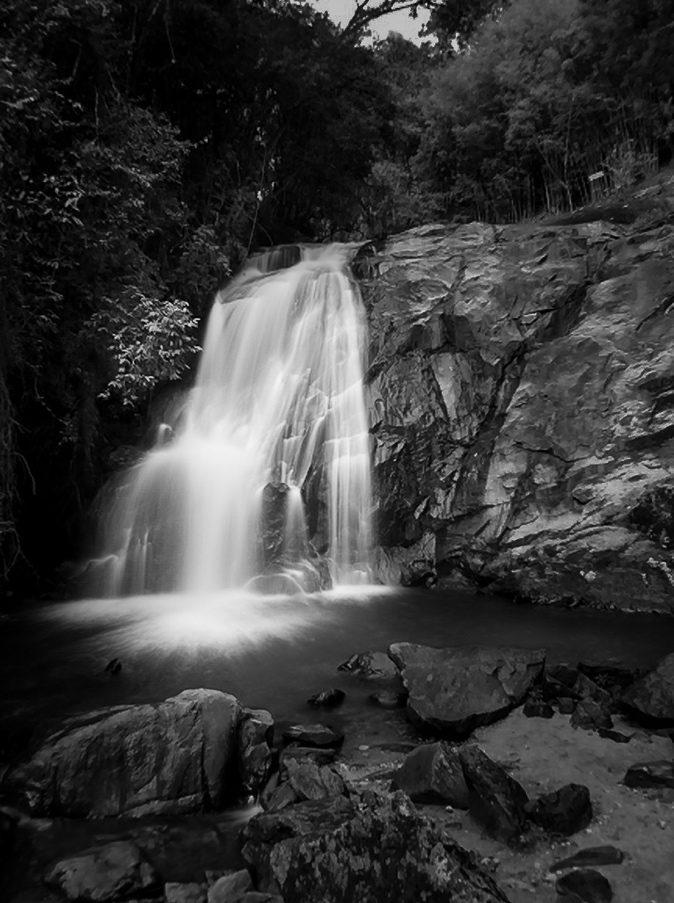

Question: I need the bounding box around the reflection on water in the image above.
[3,588,674,728]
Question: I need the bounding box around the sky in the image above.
[312,1,431,43]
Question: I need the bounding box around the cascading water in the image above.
[92,243,373,596]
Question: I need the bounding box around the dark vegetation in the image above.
[0,0,672,596]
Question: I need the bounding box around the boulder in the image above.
[337,651,399,680]
[622,652,674,724]
[44,840,160,902]
[623,760,674,790]
[392,742,470,808]
[458,745,529,841]
[242,790,511,903]
[388,643,545,738]
[237,709,274,797]
[9,689,240,817]
[555,868,613,903]
[524,783,592,835]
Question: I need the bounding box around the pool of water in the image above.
[2,587,674,733]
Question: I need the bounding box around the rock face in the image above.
[389,643,545,738]
[10,689,240,817]
[357,181,674,612]
[242,790,511,903]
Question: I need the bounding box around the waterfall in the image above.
[92,243,373,595]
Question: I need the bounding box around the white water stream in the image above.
[92,244,373,596]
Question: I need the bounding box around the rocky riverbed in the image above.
[2,642,673,903]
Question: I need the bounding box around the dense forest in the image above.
[0,0,672,596]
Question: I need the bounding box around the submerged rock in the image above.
[389,643,545,738]
[307,689,345,708]
[392,741,470,808]
[622,652,674,724]
[337,651,399,680]
[9,689,240,817]
[242,790,511,902]
[44,840,160,902]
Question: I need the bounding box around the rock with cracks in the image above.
[388,643,545,738]
[241,789,511,903]
[9,689,240,817]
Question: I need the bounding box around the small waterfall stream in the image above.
[92,244,373,596]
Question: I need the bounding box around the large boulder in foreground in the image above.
[389,643,545,738]
[242,790,511,903]
[9,689,240,817]
[622,652,674,724]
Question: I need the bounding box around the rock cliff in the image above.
[358,173,674,612]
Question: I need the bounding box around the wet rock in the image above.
[44,840,160,902]
[307,689,345,708]
[368,690,406,709]
[523,700,554,719]
[242,789,511,902]
[549,846,625,872]
[392,741,470,808]
[389,643,545,739]
[555,868,613,903]
[525,783,592,835]
[570,699,613,732]
[208,870,253,903]
[558,698,576,714]
[623,760,674,789]
[285,759,346,802]
[165,883,207,903]
[622,652,674,724]
[281,724,344,749]
[9,689,240,817]
[337,651,399,680]
[458,745,529,841]
[238,709,274,797]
